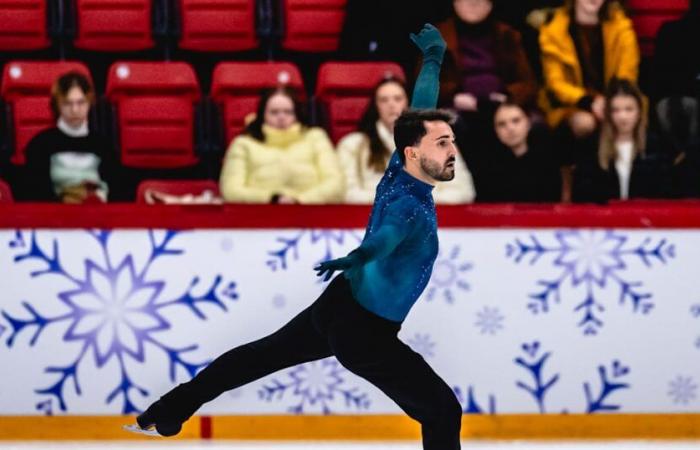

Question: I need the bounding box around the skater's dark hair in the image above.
[394,109,456,164]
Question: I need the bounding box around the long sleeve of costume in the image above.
[349,196,418,264]
[380,44,445,191]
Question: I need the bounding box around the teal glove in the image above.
[314,251,363,282]
[410,23,446,62]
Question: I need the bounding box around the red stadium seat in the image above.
[281,0,347,52]
[1,61,92,165]
[73,0,154,51]
[627,0,689,57]
[136,179,220,204]
[315,62,405,143]
[178,0,257,52]
[0,178,13,203]
[211,62,305,144]
[106,62,201,169]
[0,0,51,51]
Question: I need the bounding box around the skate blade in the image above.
[123,423,161,437]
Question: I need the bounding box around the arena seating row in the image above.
[0,0,689,57]
[0,0,346,55]
[0,60,404,168]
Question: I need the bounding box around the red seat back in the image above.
[627,0,689,57]
[106,62,200,169]
[211,62,305,144]
[281,0,346,52]
[136,179,219,203]
[315,62,406,143]
[178,0,257,52]
[74,0,154,51]
[0,178,13,203]
[0,0,50,51]
[1,61,92,165]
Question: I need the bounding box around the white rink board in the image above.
[0,228,698,415]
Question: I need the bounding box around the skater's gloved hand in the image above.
[410,23,446,62]
[314,251,363,282]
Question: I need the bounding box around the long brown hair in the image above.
[598,78,647,170]
[357,76,408,172]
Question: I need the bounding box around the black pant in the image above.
[160,275,462,450]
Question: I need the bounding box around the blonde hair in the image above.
[598,78,647,171]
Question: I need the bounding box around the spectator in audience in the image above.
[219,87,344,204]
[471,101,561,202]
[539,0,640,202]
[437,0,538,114]
[654,0,700,154]
[573,79,673,203]
[22,71,115,203]
[337,77,475,204]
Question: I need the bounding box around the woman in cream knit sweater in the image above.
[220,87,344,204]
[337,77,475,204]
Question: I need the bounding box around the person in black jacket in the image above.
[573,78,674,203]
[654,0,700,153]
[21,72,116,203]
[471,101,562,202]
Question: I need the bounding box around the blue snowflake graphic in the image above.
[583,360,631,413]
[668,375,698,405]
[454,385,496,414]
[266,230,362,272]
[507,230,675,335]
[475,306,504,335]
[2,230,239,415]
[515,341,560,413]
[407,333,436,359]
[423,245,472,304]
[692,304,700,349]
[258,358,370,414]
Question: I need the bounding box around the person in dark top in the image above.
[653,0,700,155]
[22,71,115,203]
[474,101,562,202]
[573,78,674,203]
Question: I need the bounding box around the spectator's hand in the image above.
[592,95,606,121]
[314,255,358,281]
[410,24,446,60]
[60,184,90,204]
[489,92,508,104]
[278,195,298,204]
[454,93,478,112]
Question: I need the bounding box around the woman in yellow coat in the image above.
[539,0,640,137]
[220,87,344,204]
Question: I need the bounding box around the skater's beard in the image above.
[420,155,456,182]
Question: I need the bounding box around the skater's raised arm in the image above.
[382,24,446,184]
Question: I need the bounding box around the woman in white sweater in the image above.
[337,76,475,204]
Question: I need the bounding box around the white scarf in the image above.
[57,117,89,138]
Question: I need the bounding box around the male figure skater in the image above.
[132,24,462,450]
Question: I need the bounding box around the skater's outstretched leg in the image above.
[137,276,347,436]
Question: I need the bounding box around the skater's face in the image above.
[411,120,457,182]
[375,81,408,130]
[494,104,531,153]
[59,86,90,129]
[264,93,297,130]
[609,94,641,136]
[453,0,493,24]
